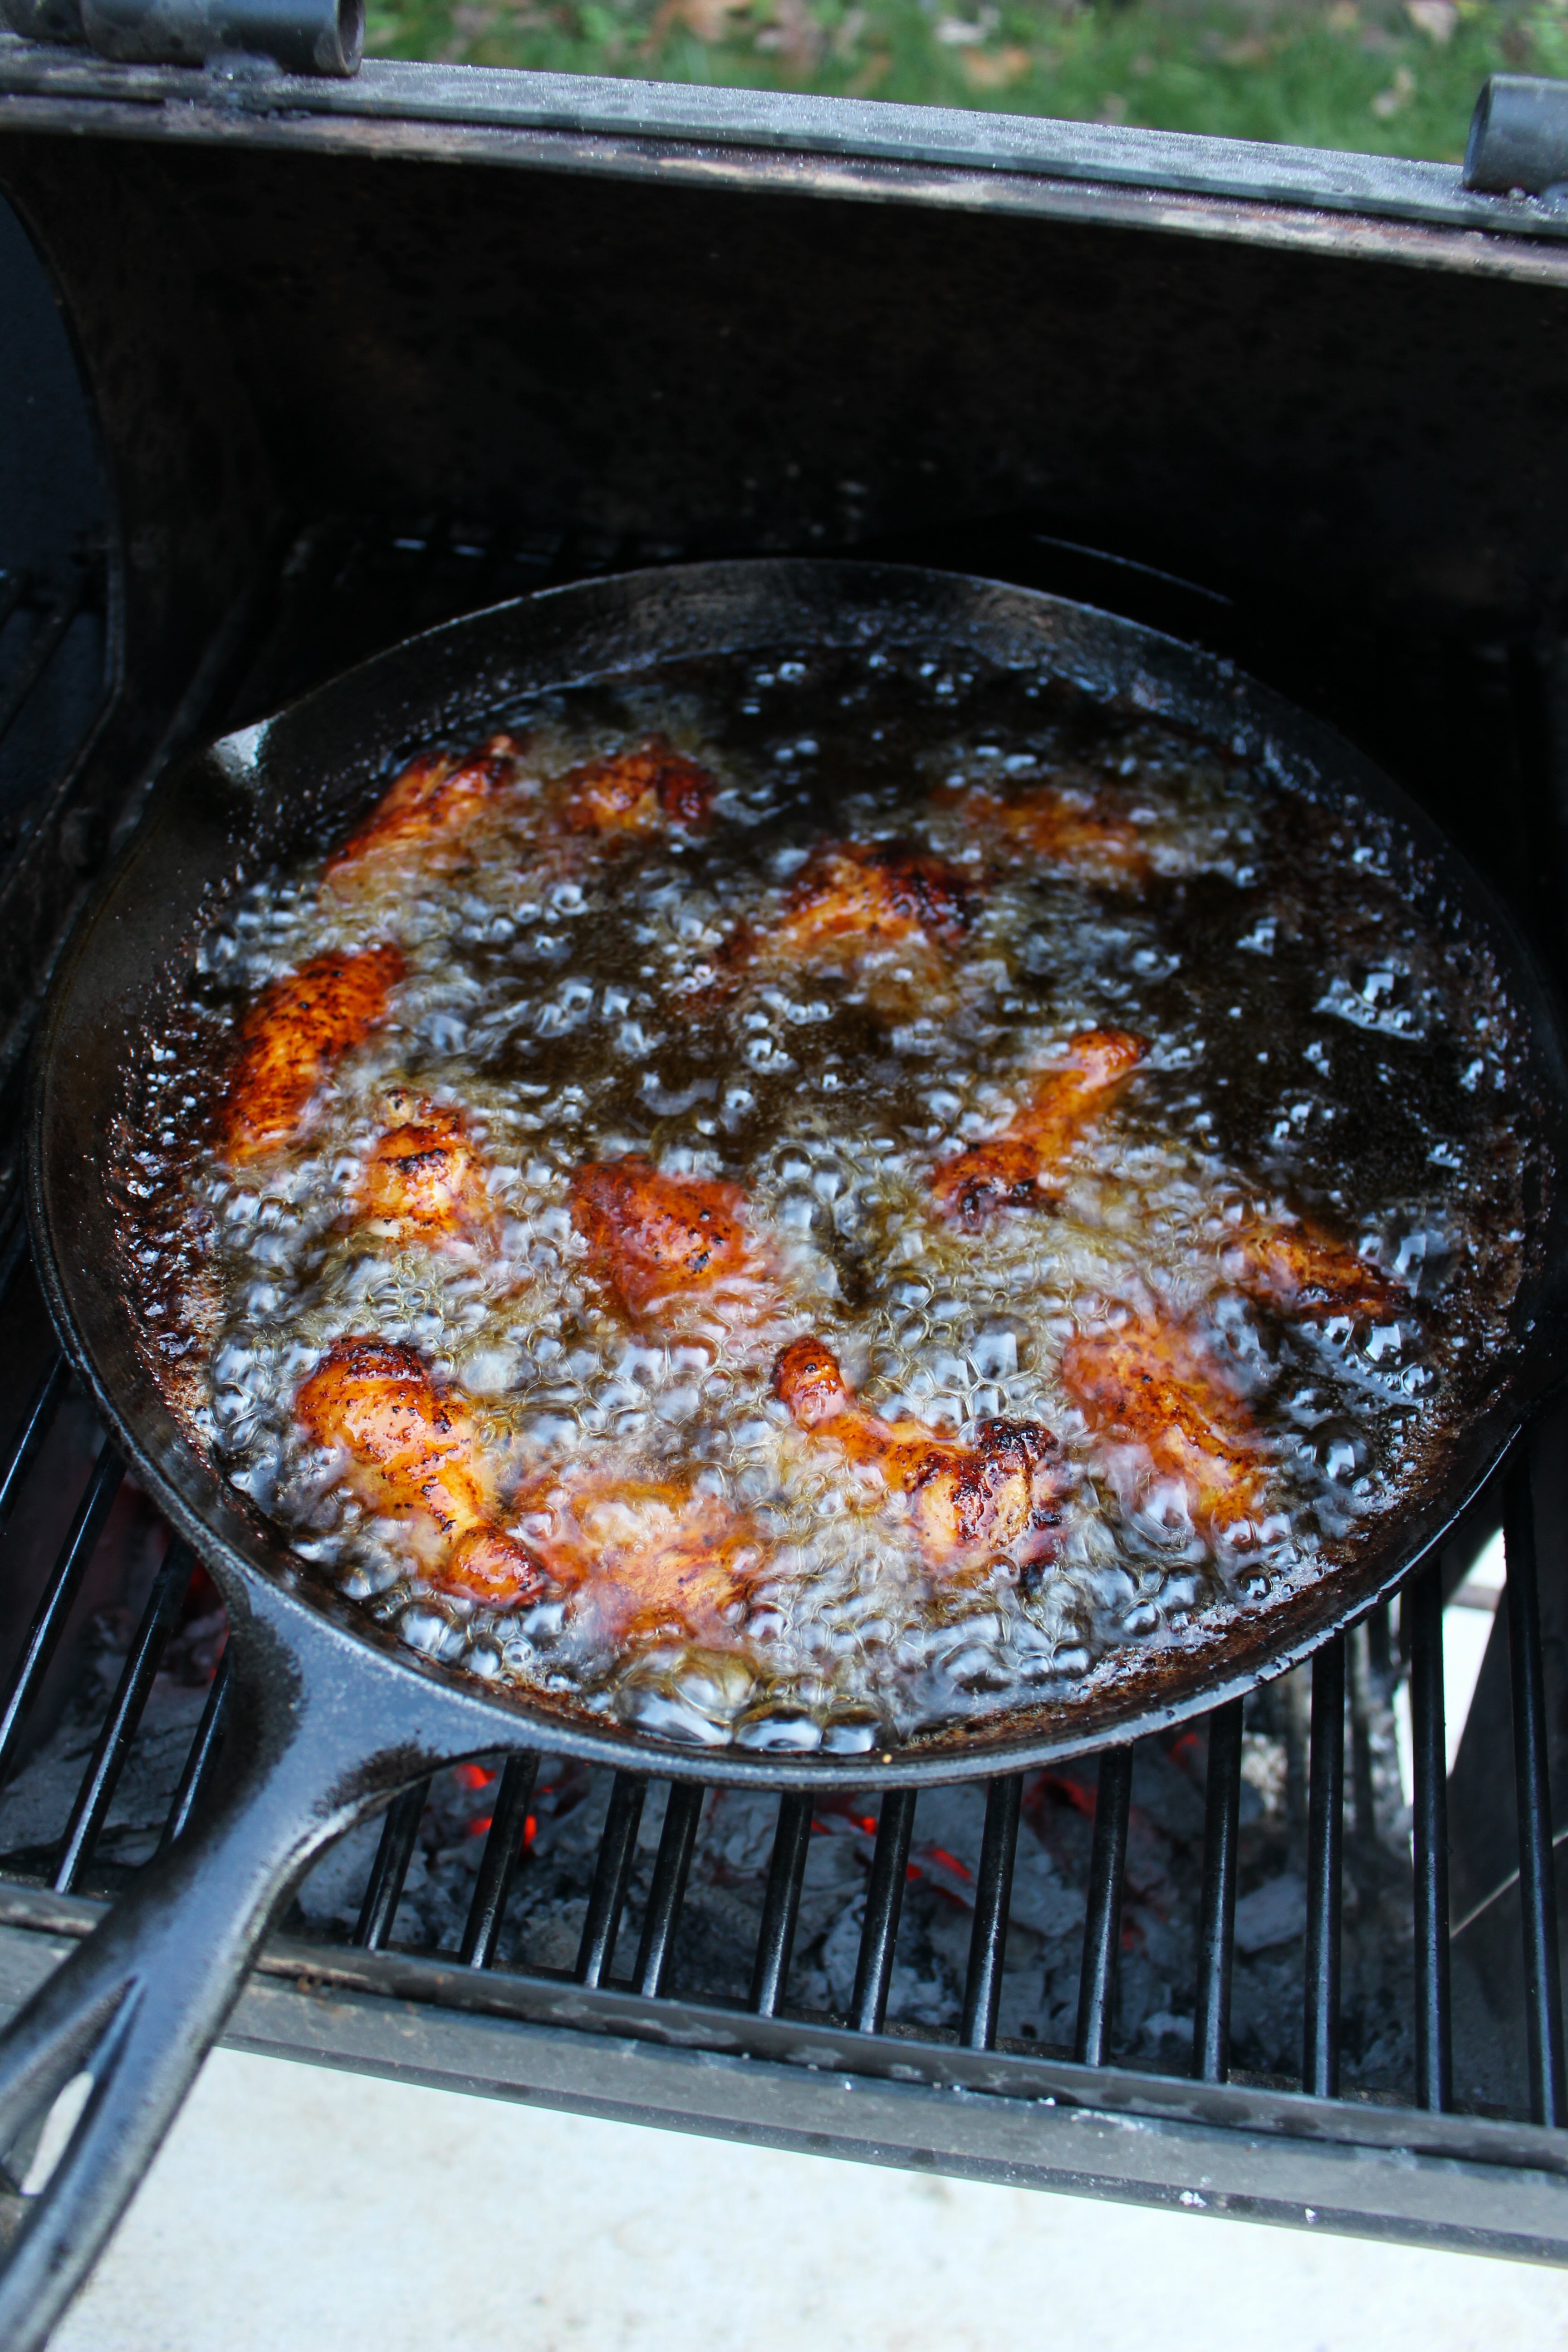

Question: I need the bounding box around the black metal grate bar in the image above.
[0,1446,122,1788]
[1193,1700,1244,2084]
[750,1789,813,2018]
[52,1537,193,1895]
[1408,1562,1453,2112]
[353,1780,430,1951]
[634,1782,705,1999]
[157,1649,231,1854]
[1303,1636,1345,2099]
[1073,1746,1132,2068]
[851,1787,917,2034]
[961,1773,1022,2053]
[575,1772,646,1989]
[460,1753,539,1970]
[0,1355,66,1540]
[1504,1452,1568,2127]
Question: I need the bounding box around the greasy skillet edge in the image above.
[28,558,1568,1789]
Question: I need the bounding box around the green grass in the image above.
[366,0,1568,164]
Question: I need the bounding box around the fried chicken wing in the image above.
[1060,1314,1266,1536]
[219,942,405,1165]
[1220,1215,1404,1322]
[773,1334,1063,1573]
[326,734,525,882]
[939,778,1151,887]
[569,1156,768,1318]
[358,1091,488,1238]
[513,1471,765,1646]
[771,841,977,960]
[297,1338,543,1604]
[931,1030,1147,1223]
[549,735,717,836]
[711,841,983,1020]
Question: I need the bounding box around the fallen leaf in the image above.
[1406,0,1455,38]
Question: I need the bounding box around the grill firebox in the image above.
[3,58,1568,2279]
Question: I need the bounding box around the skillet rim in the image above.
[27,555,1568,1788]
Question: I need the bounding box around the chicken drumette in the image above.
[548,736,716,837]
[715,840,983,1019]
[1219,1213,1404,1323]
[510,1470,766,1647]
[218,943,405,1165]
[1060,1312,1267,1539]
[357,1090,489,1240]
[773,1334,1063,1574]
[326,734,527,884]
[938,775,1151,887]
[569,1156,772,1322]
[930,1030,1147,1224]
[296,1338,543,1603]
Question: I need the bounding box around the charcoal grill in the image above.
[3,49,1568,2332]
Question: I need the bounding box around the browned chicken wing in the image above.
[1060,1313,1266,1537]
[569,1156,769,1318]
[326,733,525,882]
[512,1470,765,1646]
[939,777,1151,887]
[770,841,977,959]
[712,840,982,1018]
[358,1091,488,1238]
[773,1334,1063,1573]
[930,1030,1147,1224]
[1220,1215,1403,1322]
[219,942,405,1165]
[549,736,716,836]
[296,1338,543,1604]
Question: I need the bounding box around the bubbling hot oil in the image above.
[120,644,1536,1752]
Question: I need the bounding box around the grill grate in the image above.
[0,519,1563,2258]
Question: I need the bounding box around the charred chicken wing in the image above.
[358,1091,488,1238]
[1220,1214,1403,1322]
[219,942,405,1165]
[1060,1313,1266,1537]
[326,733,525,882]
[774,1334,1063,1573]
[549,735,717,836]
[931,1030,1147,1223]
[296,1338,543,1604]
[512,1471,765,1646]
[570,1156,768,1318]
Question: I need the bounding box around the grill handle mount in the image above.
[0,0,362,75]
[1465,75,1568,199]
[0,1578,539,2352]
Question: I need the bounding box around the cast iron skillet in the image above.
[3,559,1567,2345]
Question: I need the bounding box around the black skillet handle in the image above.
[0,1603,504,2352]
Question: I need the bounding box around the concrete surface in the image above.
[51,2047,1568,2352]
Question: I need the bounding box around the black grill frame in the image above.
[2,70,1568,2269]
